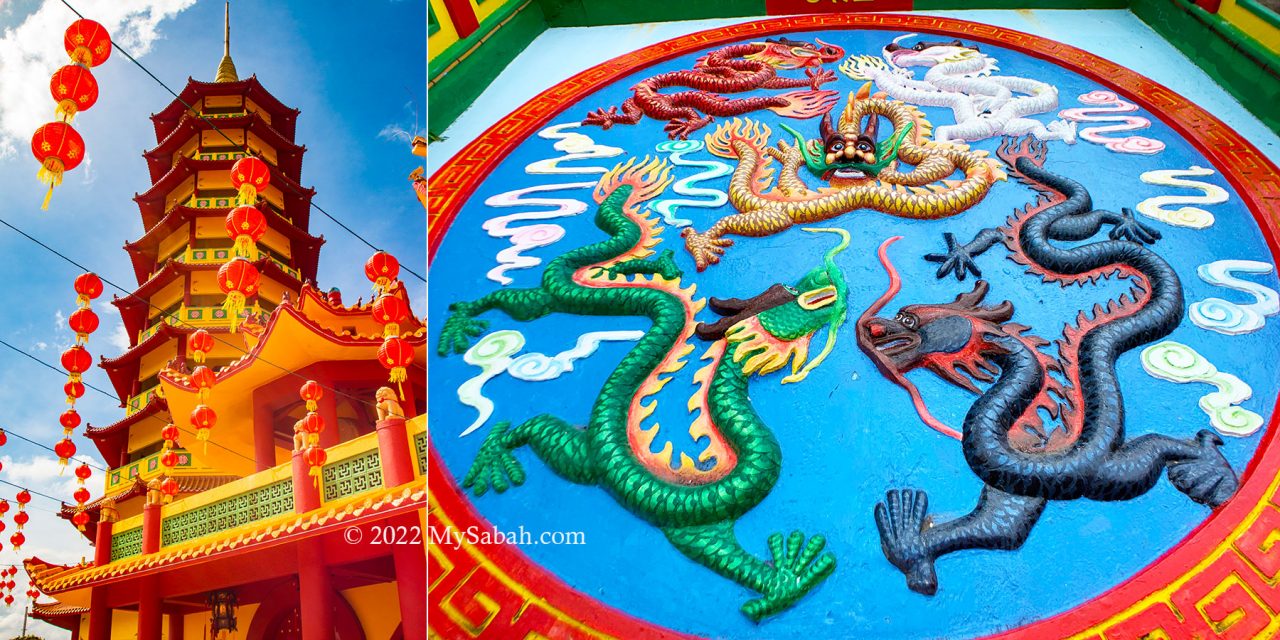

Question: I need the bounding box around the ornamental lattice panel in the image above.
[414,431,427,476]
[322,449,382,502]
[110,526,143,561]
[160,478,294,547]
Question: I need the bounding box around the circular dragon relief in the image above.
[428,15,1280,640]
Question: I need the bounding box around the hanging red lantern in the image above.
[13,512,28,528]
[64,380,85,404]
[73,272,103,307]
[378,336,414,398]
[54,438,76,469]
[68,307,99,344]
[63,19,112,67]
[229,156,270,206]
[73,487,90,505]
[0,430,8,447]
[61,345,91,382]
[187,329,214,363]
[1,500,12,515]
[71,510,90,531]
[191,405,217,444]
[299,380,322,411]
[224,205,266,259]
[300,412,324,447]
[365,251,400,295]
[371,294,409,337]
[59,409,80,435]
[217,258,260,332]
[10,533,24,552]
[31,121,85,210]
[159,477,179,502]
[4,594,13,606]
[160,449,179,469]
[189,365,216,402]
[16,491,30,510]
[304,445,327,486]
[160,423,180,443]
[74,462,91,484]
[49,64,98,123]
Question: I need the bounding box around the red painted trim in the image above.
[766,0,913,14]
[442,0,480,38]
[1194,0,1223,12]
[426,13,1280,638]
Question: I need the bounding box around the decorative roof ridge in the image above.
[85,396,167,439]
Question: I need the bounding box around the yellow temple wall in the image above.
[164,175,195,211]
[202,127,245,150]
[176,136,198,167]
[245,131,279,165]
[260,226,292,259]
[243,98,272,126]
[429,0,460,59]
[196,168,233,192]
[258,277,290,308]
[193,216,225,239]
[1219,0,1280,55]
[157,227,189,263]
[342,581,402,640]
[202,94,241,111]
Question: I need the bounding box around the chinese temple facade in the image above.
[25,20,426,640]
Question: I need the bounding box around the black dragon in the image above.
[854,137,1239,595]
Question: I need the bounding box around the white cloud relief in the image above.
[0,0,197,159]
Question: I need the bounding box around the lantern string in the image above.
[56,0,426,285]
[0,335,259,468]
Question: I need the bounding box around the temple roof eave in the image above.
[150,75,300,141]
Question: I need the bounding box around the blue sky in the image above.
[0,1,424,634]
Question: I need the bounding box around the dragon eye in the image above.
[897,313,918,330]
[913,44,924,51]
[830,142,844,151]
[856,142,872,152]
[784,285,799,295]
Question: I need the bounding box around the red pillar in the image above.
[167,612,185,640]
[93,518,114,566]
[376,417,415,487]
[137,577,162,640]
[87,587,111,640]
[441,0,479,38]
[292,449,321,512]
[393,542,426,640]
[141,503,161,554]
[253,398,275,472]
[297,540,333,640]
[318,388,339,448]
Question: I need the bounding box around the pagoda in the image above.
[25,7,426,640]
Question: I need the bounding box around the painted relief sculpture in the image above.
[582,38,844,139]
[855,138,1238,594]
[682,86,1005,270]
[1142,340,1264,437]
[1058,90,1165,154]
[1135,165,1229,229]
[840,35,1076,144]
[437,158,852,621]
[1189,259,1280,334]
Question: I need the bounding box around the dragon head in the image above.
[882,34,982,68]
[697,228,850,384]
[747,37,845,69]
[781,108,913,183]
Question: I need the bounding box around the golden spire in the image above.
[215,2,238,83]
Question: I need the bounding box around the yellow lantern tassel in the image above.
[197,427,210,454]
[232,234,258,260]
[70,46,92,67]
[237,184,257,206]
[37,158,65,211]
[58,458,67,475]
[222,291,246,332]
[198,388,210,403]
[390,365,407,399]
[56,99,79,123]
[374,277,392,296]
[310,463,322,488]
[384,323,401,339]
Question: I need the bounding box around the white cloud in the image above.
[29,341,45,351]
[0,0,197,158]
[107,316,130,351]
[377,122,413,143]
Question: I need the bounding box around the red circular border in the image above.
[428,13,1280,638]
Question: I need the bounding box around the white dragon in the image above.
[840,34,1076,144]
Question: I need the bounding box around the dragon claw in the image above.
[437,311,489,356]
[664,116,715,140]
[805,67,837,89]
[682,229,732,271]
[583,106,619,129]
[462,421,526,497]
[741,530,836,622]
[1111,207,1162,245]
[1167,430,1238,508]
[874,489,938,595]
[925,232,981,281]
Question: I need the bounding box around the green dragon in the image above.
[437,157,851,621]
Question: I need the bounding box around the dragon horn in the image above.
[819,111,834,141]
[856,82,873,100]
[864,113,879,140]
[779,123,826,173]
[783,227,851,384]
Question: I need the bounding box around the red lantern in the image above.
[378,336,414,398]
[299,380,322,411]
[0,500,12,515]
[72,510,89,531]
[16,491,30,508]
[225,205,266,259]
[229,156,270,205]
[160,449,179,469]
[68,307,99,343]
[300,412,324,447]
[159,477,179,502]
[10,533,24,552]
[160,423,180,443]
[304,445,327,486]
[54,438,76,469]
[64,380,85,404]
[187,329,214,363]
[31,121,85,210]
[4,594,13,606]
[59,409,80,434]
[191,405,217,443]
[365,251,400,295]
[74,272,103,307]
[73,487,90,505]
[217,258,260,332]
[49,64,98,123]
[371,294,409,337]
[0,430,8,447]
[61,345,91,381]
[64,19,112,67]
[189,365,216,402]
[75,462,92,483]
[13,513,28,528]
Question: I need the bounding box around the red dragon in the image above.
[582,37,844,139]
